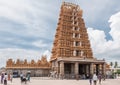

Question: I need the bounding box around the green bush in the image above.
[117,70,120,74]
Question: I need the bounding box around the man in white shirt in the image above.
[93,73,98,85]
[4,73,8,85]
[20,72,23,83]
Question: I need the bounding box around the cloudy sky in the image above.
[0,0,120,67]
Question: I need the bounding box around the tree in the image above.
[117,69,120,74]
[110,62,113,67]
[114,61,118,68]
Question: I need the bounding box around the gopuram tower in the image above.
[51,2,106,78]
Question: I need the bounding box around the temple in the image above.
[50,2,106,78]
[6,2,106,78]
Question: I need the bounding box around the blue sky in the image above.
[0,0,120,67]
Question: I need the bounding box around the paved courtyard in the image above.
[2,77,120,85]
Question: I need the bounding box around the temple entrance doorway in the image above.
[79,64,90,79]
[64,63,74,74]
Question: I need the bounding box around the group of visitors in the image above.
[89,72,104,85]
[20,72,31,84]
[0,72,12,85]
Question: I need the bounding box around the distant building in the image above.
[6,55,51,76]
[0,67,6,73]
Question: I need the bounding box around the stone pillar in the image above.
[55,61,59,73]
[75,62,79,75]
[102,63,106,75]
[99,64,102,74]
[60,61,64,75]
[90,63,94,75]
[51,61,55,71]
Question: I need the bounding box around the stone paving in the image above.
[1,77,120,85]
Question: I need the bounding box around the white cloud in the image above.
[87,11,120,64]
[43,50,51,61]
[87,28,108,54]
[109,12,120,42]
[32,40,48,48]
[0,0,58,67]
[0,48,41,59]
[0,0,58,38]
[0,0,33,24]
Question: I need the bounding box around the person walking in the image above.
[22,74,27,84]
[93,73,98,85]
[1,73,4,84]
[27,73,30,82]
[103,74,106,81]
[20,72,23,83]
[98,74,102,85]
[4,73,8,85]
[8,74,11,81]
[89,74,92,85]
[10,73,13,83]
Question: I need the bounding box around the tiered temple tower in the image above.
[51,2,93,60]
[51,2,105,77]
